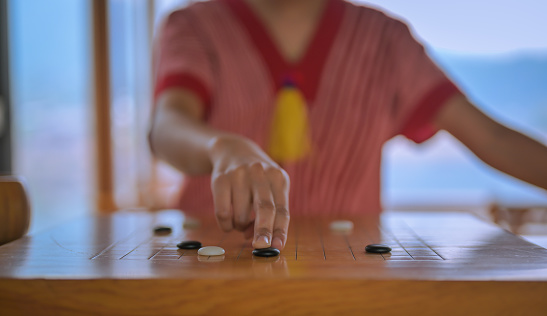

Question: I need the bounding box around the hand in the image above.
[208,135,290,250]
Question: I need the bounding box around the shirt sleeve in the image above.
[389,19,461,143]
[153,9,214,111]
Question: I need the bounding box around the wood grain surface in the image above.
[1,209,547,315]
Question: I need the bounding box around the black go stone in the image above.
[153,226,172,235]
[365,244,391,254]
[252,247,280,257]
[177,240,202,249]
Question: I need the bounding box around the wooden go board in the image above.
[1,210,547,315]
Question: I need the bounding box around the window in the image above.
[9,0,91,232]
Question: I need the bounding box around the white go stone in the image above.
[198,255,225,262]
[329,220,354,232]
[197,246,225,256]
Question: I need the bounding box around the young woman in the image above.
[150,0,547,250]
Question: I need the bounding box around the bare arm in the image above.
[434,94,547,191]
[150,88,229,175]
[149,89,290,250]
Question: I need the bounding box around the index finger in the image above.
[267,168,290,250]
[250,165,276,249]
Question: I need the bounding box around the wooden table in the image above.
[1,210,547,315]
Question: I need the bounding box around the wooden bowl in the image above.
[0,176,30,245]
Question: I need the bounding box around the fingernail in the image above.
[255,235,270,246]
[273,237,283,249]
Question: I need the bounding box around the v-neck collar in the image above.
[223,0,346,103]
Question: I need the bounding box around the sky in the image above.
[357,0,547,54]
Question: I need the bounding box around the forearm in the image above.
[436,94,547,191]
[149,90,238,175]
[467,125,547,191]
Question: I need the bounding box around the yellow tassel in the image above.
[267,85,311,163]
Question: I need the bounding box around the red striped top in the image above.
[153,0,460,216]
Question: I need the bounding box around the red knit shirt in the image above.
[153,0,460,216]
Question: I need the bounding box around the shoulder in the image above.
[159,0,225,28]
[343,1,411,34]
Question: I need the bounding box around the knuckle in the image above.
[275,205,290,218]
[266,167,282,180]
[256,200,275,213]
[255,227,272,238]
[215,209,231,221]
[233,215,250,230]
[229,166,248,185]
[268,168,290,188]
[283,171,290,188]
[231,165,247,178]
[249,162,265,174]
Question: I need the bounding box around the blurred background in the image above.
[2,0,547,242]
